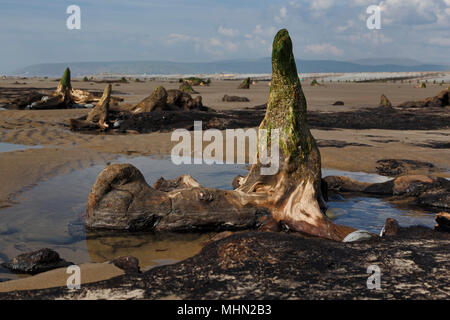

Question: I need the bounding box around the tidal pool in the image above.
[0,143,42,153]
[0,156,436,281]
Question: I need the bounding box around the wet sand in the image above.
[1,78,449,208]
[0,77,449,293]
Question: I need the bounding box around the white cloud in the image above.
[166,33,237,57]
[336,20,354,32]
[253,25,276,37]
[218,26,239,37]
[428,37,450,46]
[310,0,335,11]
[305,43,343,56]
[348,32,393,45]
[166,33,191,44]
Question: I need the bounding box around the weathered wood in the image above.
[69,84,111,131]
[84,29,356,241]
[31,68,98,109]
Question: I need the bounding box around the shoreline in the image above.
[0,78,448,294]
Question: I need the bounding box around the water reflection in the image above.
[0,143,42,153]
[0,155,437,281]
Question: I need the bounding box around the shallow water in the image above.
[0,143,42,153]
[0,156,436,281]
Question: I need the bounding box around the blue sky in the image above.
[1,0,449,73]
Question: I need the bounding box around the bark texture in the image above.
[84,29,355,241]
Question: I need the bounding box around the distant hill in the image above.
[350,58,424,67]
[10,58,450,77]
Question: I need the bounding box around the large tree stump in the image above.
[85,29,357,241]
[32,68,98,109]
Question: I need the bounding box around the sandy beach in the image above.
[1,78,449,209]
[0,77,449,293]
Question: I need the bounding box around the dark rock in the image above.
[435,212,450,232]
[413,141,450,149]
[112,256,140,273]
[382,218,400,236]
[317,140,371,148]
[376,159,436,177]
[332,101,344,106]
[222,95,249,102]
[307,106,450,130]
[324,175,450,210]
[2,231,449,299]
[397,88,449,108]
[1,248,72,275]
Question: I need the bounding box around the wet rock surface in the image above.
[397,88,449,108]
[222,95,250,102]
[1,230,448,299]
[376,159,436,177]
[1,248,72,275]
[435,212,450,232]
[317,140,372,148]
[324,175,450,210]
[112,256,141,274]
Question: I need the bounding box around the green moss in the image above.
[260,29,317,164]
[59,68,71,90]
[179,82,197,93]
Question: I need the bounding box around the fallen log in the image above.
[84,29,358,241]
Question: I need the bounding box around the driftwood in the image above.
[238,77,251,89]
[132,86,207,113]
[30,68,98,109]
[69,84,111,130]
[84,29,357,241]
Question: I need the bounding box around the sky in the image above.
[0,0,449,73]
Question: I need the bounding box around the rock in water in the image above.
[379,94,392,107]
[1,248,72,275]
[380,218,400,237]
[332,101,344,106]
[112,256,140,273]
[435,212,450,232]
